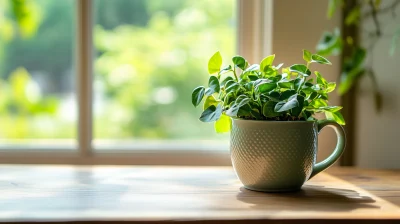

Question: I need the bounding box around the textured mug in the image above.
[230,119,346,192]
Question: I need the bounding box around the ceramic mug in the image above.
[230,119,346,192]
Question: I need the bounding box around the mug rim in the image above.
[232,118,316,124]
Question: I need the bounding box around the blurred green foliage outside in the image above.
[0,0,235,141]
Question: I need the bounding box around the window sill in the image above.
[0,147,231,166]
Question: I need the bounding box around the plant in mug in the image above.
[191,50,345,133]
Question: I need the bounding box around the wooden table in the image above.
[0,165,399,224]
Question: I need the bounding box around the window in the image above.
[0,0,270,165]
[93,0,235,150]
[0,0,76,150]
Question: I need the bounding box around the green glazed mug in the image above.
[230,119,346,192]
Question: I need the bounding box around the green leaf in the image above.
[225,104,240,117]
[205,76,220,95]
[203,95,218,110]
[303,49,312,62]
[248,75,258,81]
[250,109,263,120]
[237,104,252,117]
[312,84,323,91]
[315,71,328,86]
[220,76,234,86]
[219,65,232,75]
[311,54,332,65]
[319,93,329,100]
[320,106,342,112]
[264,91,280,102]
[338,47,367,94]
[282,67,291,76]
[310,98,328,108]
[232,56,246,70]
[339,55,366,95]
[291,95,304,117]
[302,86,316,94]
[208,51,222,74]
[235,95,251,107]
[345,6,360,26]
[11,0,41,38]
[274,94,299,112]
[260,54,275,72]
[304,83,313,88]
[214,114,231,133]
[325,111,346,125]
[307,92,318,100]
[278,80,293,89]
[225,82,240,94]
[302,110,312,120]
[255,80,277,93]
[289,64,311,76]
[192,86,205,107]
[263,101,280,117]
[325,82,336,93]
[199,104,223,122]
[352,47,367,69]
[243,64,260,73]
[338,70,362,95]
[306,106,342,113]
[280,90,296,100]
[274,63,284,70]
[223,92,235,106]
[226,95,251,117]
[327,0,342,19]
[225,79,236,87]
[307,116,317,121]
[316,30,342,56]
[294,77,305,91]
[243,81,254,91]
[269,74,283,82]
[264,66,278,77]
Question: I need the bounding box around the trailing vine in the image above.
[318,0,400,111]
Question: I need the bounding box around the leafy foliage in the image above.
[322,0,400,111]
[192,50,345,133]
[10,0,42,38]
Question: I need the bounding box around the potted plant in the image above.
[191,50,346,192]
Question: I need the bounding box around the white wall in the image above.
[271,0,342,162]
[355,3,400,168]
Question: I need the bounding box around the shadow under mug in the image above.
[230,119,346,192]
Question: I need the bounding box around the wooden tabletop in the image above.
[0,165,399,224]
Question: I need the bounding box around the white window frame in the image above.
[0,0,273,165]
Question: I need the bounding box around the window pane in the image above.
[93,0,236,147]
[0,0,76,148]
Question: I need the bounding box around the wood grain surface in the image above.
[0,165,399,224]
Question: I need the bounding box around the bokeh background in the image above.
[0,0,235,142]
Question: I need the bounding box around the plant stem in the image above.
[363,0,400,18]
[366,69,382,111]
[368,0,382,37]
[233,66,239,82]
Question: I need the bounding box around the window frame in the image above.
[0,0,272,165]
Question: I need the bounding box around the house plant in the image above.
[191,50,346,192]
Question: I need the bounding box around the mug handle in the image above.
[309,119,346,179]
